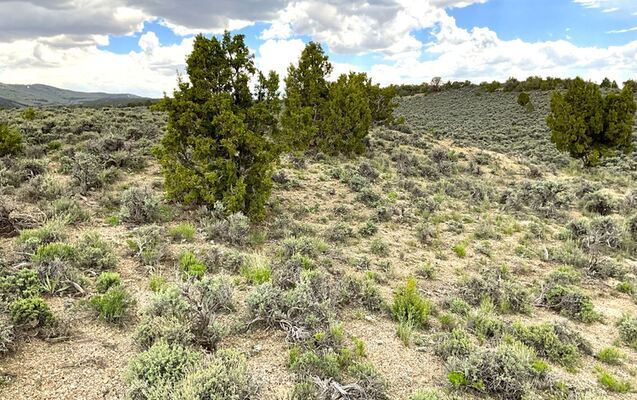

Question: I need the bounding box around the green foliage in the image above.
[125,341,201,400]
[240,255,271,284]
[10,296,54,327]
[176,349,258,399]
[511,322,589,368]
[281,42,396,156]
[517,92,530,107]
[21,107,37,120]
[90,285,133,323]
[539,278,599,322]
[318,72,373,156]
[0,268,41,302]
[617,315,637,348]
[434,328,474,360]
[392,278,431,328]
[288,347,342,380]
[595,366,632,393]
[596,347,624,365]
[178,251,207,278]
[459,266,532,314]
[0,123,23,157]
[281,41,332,152]
[96,272,121,293]
[447,341,548,399]
[547,77,636,166]
[168,223,196,242]
[32,242,76,264]
[154,32,279,220]
[75,232,117,272]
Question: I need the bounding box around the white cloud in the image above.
[369,16,637,86]
[607,26,637,34]
[1,0,637,98]
[0,36,193,97]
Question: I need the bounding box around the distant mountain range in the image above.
[0,83,156,107]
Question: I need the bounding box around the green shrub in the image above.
[10,296,54,327]
[511,322,590,368]
[0,268,41,302]
[517,92,530,107]
[96,272,121,293]
[0,123,23,157]
[447,341,547,399]
[178,251,207,279]
[125,341,201,400]
[289,347,342,381]
[451,243,466,258]
[134,316,194,350]
[597,347,624,365]
[168,223,196,242]
[75,232,117,272]
[434,328,474,360]
[240,255,271,284]
[538,281,598,322]
[176,349,258,399]
[32,242,75,264]
[18,220,66,253]
[617,315,637,348]
[154,32,278,221]
[120,187,161,224]
[90,285,133,323]
[392,278,431,328]
[417,262,436,280]
[459,266,532,314]
[595,366,632,393]
[324,222,354,243]
[47,198,88,224]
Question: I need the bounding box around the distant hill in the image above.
[0,83,155,107]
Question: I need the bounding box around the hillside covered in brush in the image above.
[0,87,636,399]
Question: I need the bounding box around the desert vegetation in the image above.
[0,34,636,399]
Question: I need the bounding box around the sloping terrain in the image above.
[0,83,151,107]
[0,91,636,399]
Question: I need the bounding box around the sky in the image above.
[1,0,637,97]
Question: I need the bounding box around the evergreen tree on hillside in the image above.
[547,77,635,166]
[280,42,332,152]
[281,42,397,156]
[154,32,279,220]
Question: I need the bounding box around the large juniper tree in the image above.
[155,32,280,220]
[547,77,635,166]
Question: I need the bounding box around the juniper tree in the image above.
[281,42,397,156]
[547,77,635,166]
[154,32,280,220]
[319,72,373,155]
[0,123,22,157]
[280,42,332,152]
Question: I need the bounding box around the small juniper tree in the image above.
[154,32,280,220]
[517,92,530,107]
[0,123,22,157]
[547,77,635,166]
